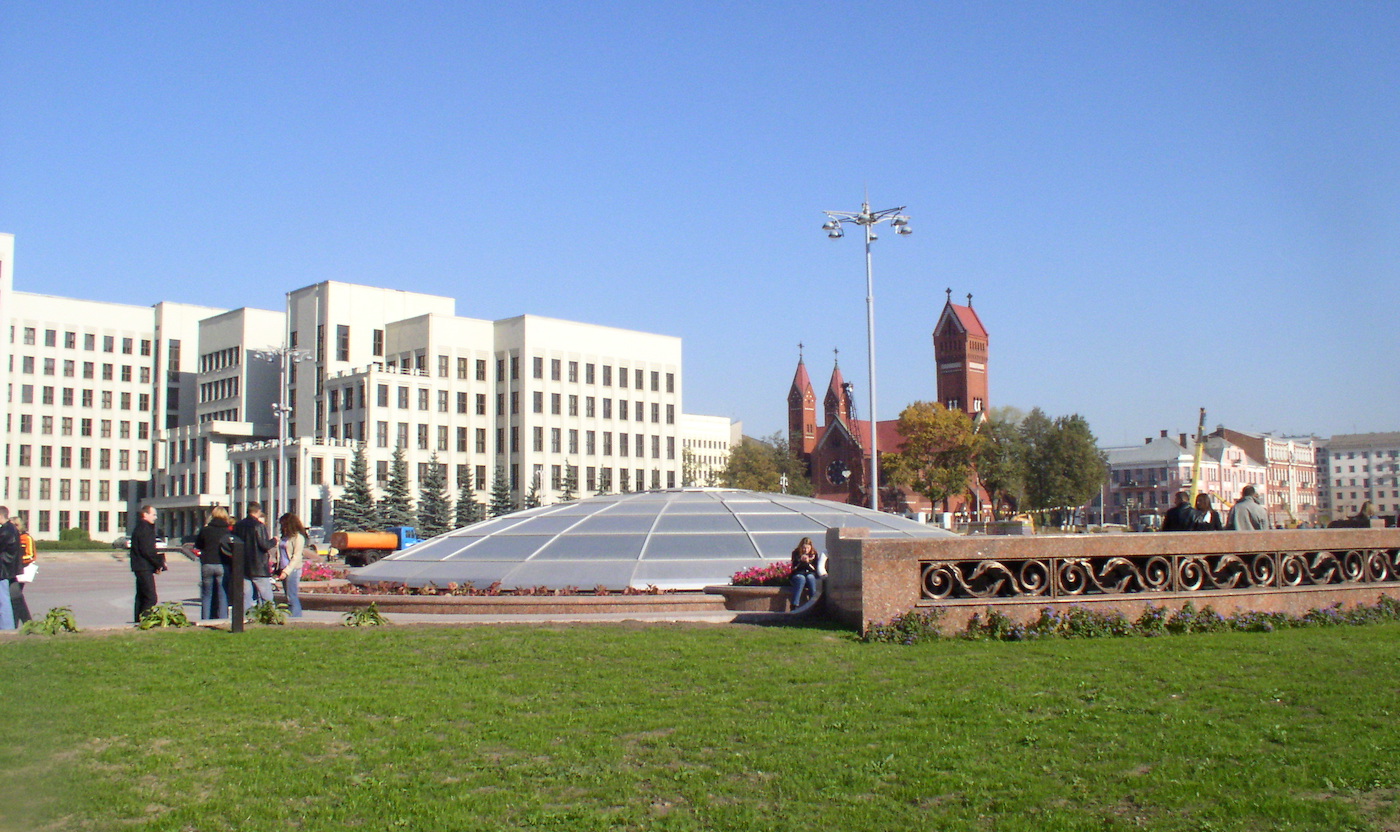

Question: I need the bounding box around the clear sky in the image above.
[4,2,1397,447]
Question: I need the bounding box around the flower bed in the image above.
[729,560,792,587]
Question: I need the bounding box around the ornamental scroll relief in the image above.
[920,549,1400,601]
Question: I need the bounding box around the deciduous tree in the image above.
[883,402,981,510]
[719,432,813,495]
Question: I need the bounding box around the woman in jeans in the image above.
[277,513,308,618]
[789,536,821,608]
[193,506,233,619]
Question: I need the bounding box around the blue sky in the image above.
[4,2,1397,447]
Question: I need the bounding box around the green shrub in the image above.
[343,602,390,627]
[58,527,91,542]
[246,600,290,625]
[137,602,191,630]
[20,606,79,635]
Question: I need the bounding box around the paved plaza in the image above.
[12,551,738,631]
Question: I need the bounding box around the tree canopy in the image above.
[1019,408,1107,516]
[489,466,515,517]
[454,468,483,527]
[882,401,981,509]
[718,432,813,495]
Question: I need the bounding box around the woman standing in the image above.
[194,506,233,620]
[790,536,821,609]
[277,513,308,618]
[1191,494,1224,531]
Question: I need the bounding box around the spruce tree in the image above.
[523,469,543,509]
[489,465,516,517]
[560,463,578,502]
[455,469,482,527]
[338,442,379,532]
[417,452,453,538]
[379,445,416,529]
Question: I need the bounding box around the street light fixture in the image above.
[821,199,911,511]
[252,344,314,520]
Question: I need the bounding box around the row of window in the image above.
[6,508,121,535]
[13,477,118,502]
[13,415,149,440]
[14,327,152,357]
[14,355,153,384]
[198,376,241,403]
[199,347,243,374]
[14,385,153,411]
[224,458,679,495]
[10,444,149,471]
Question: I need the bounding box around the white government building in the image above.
[0,233,739,540]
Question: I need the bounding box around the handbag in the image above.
[16,562,37,583]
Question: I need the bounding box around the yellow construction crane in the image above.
[1188,407,1207,505]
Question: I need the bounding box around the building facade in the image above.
[1102,430,1268,528]
[1,236,734,540]
[1210,428,1318,527]
[1317,432,1400,523]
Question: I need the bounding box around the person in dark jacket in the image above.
[232,502,277,609]
[130,505,166,623]
[1161,492,1198,532]
[0,506,21,629]
[1191,493,1224,531]
[193,506,233,620]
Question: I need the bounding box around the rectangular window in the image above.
[586,397,595,418]
[475,359,487,381]
[602,365,612,386]
[496,359,505,382]
[635,369,643,389]
[569,395,579,417]
[551,393,561,415]
[585,431,596,455]
[533,356,544,379]
[533,426,544,452]
[457,427,469,452]
[666,404,675,424]
[457,392,468,414]
[551,428,562,453]
[651,403,660,423]
[475,428,487,454]
[603,399,612,419]
[603,432,613,456]
[619,367,628,388]
[333,458,346,486]
[568,430,579,454]
[497,393,505,416]
[667,436,675,460]
[377,421,389,448]
[620,433,629,457]
[437,425,449,451]
[377,384,389,407]
[533,391,544,413]
[372,329,384,357]
[666,372,675,393]
[551,359,561,381]
[418,389,429,411]
[438,355,449,378]
[476,394,487,416]
[619,400,629,420]
[585,363,595,384]
[398,387,409,409]
[437,390,448,412]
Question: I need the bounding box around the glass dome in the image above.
[351,488,955,590]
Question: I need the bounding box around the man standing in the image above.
[232,502,277,608]
[1161,492,1198,532]
[1227,485,1270,531]
[0,507,21,629]
[130,505,166,622]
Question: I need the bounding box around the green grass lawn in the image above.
[5,621,1400,831]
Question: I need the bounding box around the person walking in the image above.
[0,507,21,629]
[276,513,309,618]
[9,516,36,625]
[130,505,166,622]
[1227,485,1270,531]
[232,503,277,609]
[193,506,233,620]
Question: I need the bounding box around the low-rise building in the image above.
[1317,432,1400,523]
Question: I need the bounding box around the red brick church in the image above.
[788,290,990,517]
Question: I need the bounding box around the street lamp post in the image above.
[252,345,313,520]
[821,200,911,512]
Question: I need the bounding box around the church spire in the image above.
[788,348,817,456]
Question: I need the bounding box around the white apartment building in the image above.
[2,236,738,540]
[0,237,222,538]
[681,413,741,486]
[1317,432,1400,522]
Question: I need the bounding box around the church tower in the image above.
[788,351,817,456]
[824,356,852,426]
[932,289,989,416]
